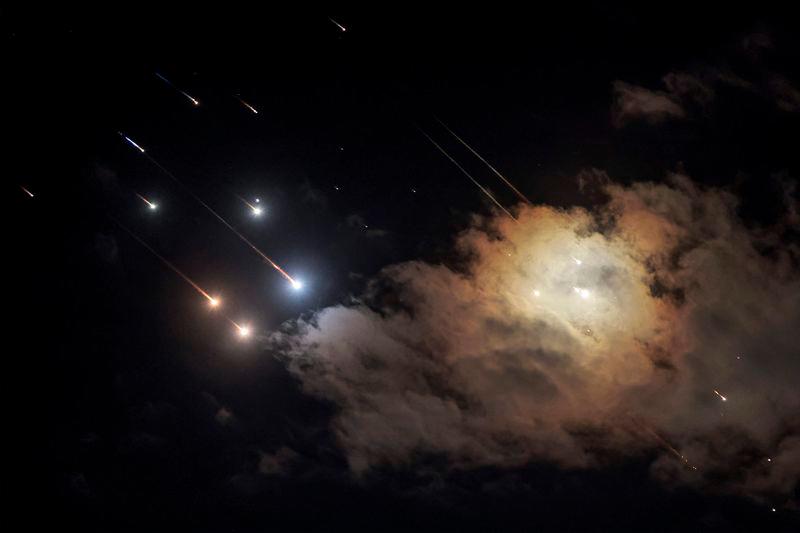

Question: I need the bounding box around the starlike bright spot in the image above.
[533,289,541,297]
[291,280,303,290]
[149,203,158,210]
[573,286,591,299]
[209,297,220,308]
[572,256,583,265]
[252,207,263,216]
[238,325,251,337]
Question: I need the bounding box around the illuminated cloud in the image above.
[271,172,800,506]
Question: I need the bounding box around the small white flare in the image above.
[573,286,590,299]
[329,17,347,32]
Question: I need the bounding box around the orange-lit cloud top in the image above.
[271,172,800,505]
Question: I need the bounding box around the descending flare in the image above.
[119,131,145,152]
[20,185,35,197]
[113,220,219,306]
[229,318,251,338]
[237,195,263,216]
[155,72,200,106]
[329,17,347,32]
[136,193,158,210]
[235,96,258,114]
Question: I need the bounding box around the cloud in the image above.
[662,72,715,107]
[215,406,235,427]
[259,446,300,476]
[613,32,800,125]
[611,81,686,127]
[270,173,800,506]
[768,75,800,113]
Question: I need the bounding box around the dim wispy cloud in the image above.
[612,81,687,127]
[613,32,800,127]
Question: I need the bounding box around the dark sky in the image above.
[7,5,800,532]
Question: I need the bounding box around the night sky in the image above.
[8,6,800,532]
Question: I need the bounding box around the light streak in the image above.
[435,117,532,204]
[113,220,219,306]
[136,193,158,210]
[418,127,517,222]
[329,17,347,32]
[155,72,200,106]
[235,96,258,114]
[119,131,145,152]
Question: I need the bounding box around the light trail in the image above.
[20,185,35,197]
[155,72,200,106]
[236,194,262,215]
[235,96,258,114]
[435,117,531,205]
[119,131,145,152]
[633,419,699,471]
[136,193,158,210]
[418,128,517,222]
[113,219,219,306]
[228,318,251,338]
[329,17,347,32]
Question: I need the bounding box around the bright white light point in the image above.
[533,290,541,297]
[209,297,219,308]
[291,280,303,290]
[713,389,727,402]
[771,508,776,512]
[238,325,251,337]
[255,198,260,203]
[149,203,158,210]
[571,256,582,265]
[767,458,772,462]
[252,207,263,216]
[573,286,590,299]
